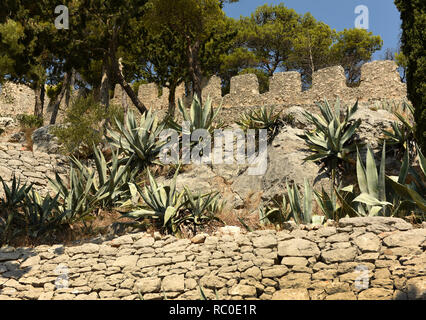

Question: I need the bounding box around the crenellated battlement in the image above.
[127,60,407,109]
[0,60,408,120]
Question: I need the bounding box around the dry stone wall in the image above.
[1,61,407,120]
[0,143,68,197]
[112,60,406,110]
[0,217,424,300]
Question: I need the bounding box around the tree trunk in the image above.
[113,57,147,115]
[50,73,69,125]
[33,84,44,118]
[65,68,76,109]
[187,37,203,105]
[167,84,177,118]
[100,58,110,109]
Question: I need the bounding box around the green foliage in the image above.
[331,28,383,84]
[48,166,98,223]
[335,143,423,218]
[123,169,223,235]
[300,99,361,184]
[289,12,336,85]
[395,0,426,154]
[68,147,138,210]
[51,94,123,157]
[179,187,224,234]
[48,145,137,224]
[386,146,426,217]
[314,187,340,221]
[260,179,320,227]
[46,83,63,100]
[238,4,300,76]
[123,169,186,234]
[107,109,165,170]
[17,114,43,129]
[21,190,66,238]
[168,95,223,134]
[0,176,67,243]
[0,175,32,240]
[395,51,408,82]
[237,106,282,140]
[381,101,416,158]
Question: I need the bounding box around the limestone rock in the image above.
[278,238,320,258]
[321,247,357,263]
[383,229,426,248]
[229,284,257,297]
[353,233,381,252]
[134,277,161,294]
[272,289,309,300]
[162,274,185,292]
[358,288,393,300]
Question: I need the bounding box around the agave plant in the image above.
[179,187,224,234]
[167,94,223,134]
[259,195,290,226]
[107,109,165,169]
[123,168,186,234]
[22,190,67,238]
[69,146,138,209]
[237,106,283,140]
[260,179,321,226]
[0,175,33,240]
[381,101,416,159]
[48,165,98,222]
[386,146,426,216]
[336,143,394,217]
[314,187,340,221]
[299,99,361,186]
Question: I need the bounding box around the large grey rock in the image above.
[353,106,396,150]
[31,125,60,154]
[260,127,330,200]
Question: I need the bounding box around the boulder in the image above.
[31,125,60,154]
[352,106,395,150]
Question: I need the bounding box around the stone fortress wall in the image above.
[0,60,407,120]
[0,217,424,300]
[113,60,407,110]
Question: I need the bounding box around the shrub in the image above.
[17,114,43,129]
[51,94,123,157]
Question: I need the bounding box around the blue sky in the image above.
[223,0,402,60]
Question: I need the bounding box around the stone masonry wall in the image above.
[1,60,407,118]
[117,60,407,109]
[0,217,424,300]
[0,143,68,197]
